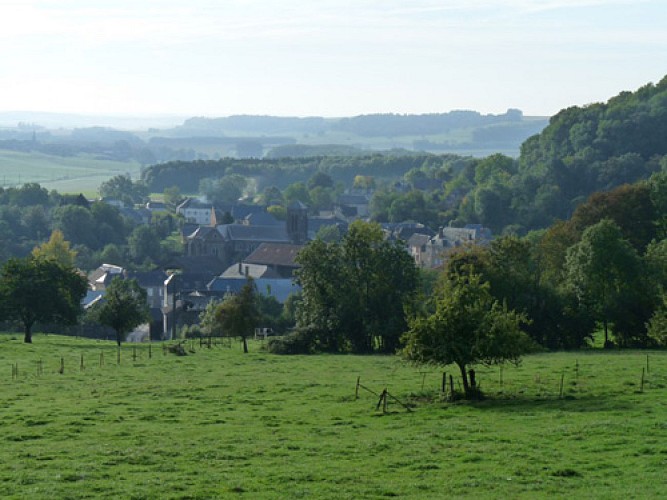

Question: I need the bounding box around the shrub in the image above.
[267,327,317,355]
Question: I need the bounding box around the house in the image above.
[411,224,492,268]
[335,193,371,220]
[243,243,303,278]
[307,215,348,240]
[88,263,124,291]
[184,201,309,268]
[176,198,215,225]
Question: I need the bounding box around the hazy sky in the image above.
[0,0,665,118]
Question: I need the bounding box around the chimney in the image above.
[238,261,242,275]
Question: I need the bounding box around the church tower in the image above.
[287,200,308,245]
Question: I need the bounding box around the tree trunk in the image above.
[457,362,469,397]
[603,318,609,346]
[242,336,248,353]
[24,322,33,344]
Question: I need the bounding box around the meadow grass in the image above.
[0,334,665,499]
[0,149,141,194]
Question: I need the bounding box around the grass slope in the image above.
[0,334,665,498]
[0,150,141,194]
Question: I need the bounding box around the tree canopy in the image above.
[88,277,150,346]
[295,220,419,353]
[0,256,88,343]
[402,272,531,398]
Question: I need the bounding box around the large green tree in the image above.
[88,277,150,346]
[296,220,418,353]
[402,272,531,398]
[0,257,88,343]
[565,219,645,345]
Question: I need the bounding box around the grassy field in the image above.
[0,149,142,195]
[0,334,665,499]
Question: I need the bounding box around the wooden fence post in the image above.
[117,347,121,365]
[449,375,454,399]
[355,376,360,400]
[149,344,152,359]
[646,355,649,374]
[59,357,64,374]
[133,346,137,362]
[442,372,446,394]
[640,368,645,393]
[383,388,388,413]
[80,354,84,372]
[559,372,565,399]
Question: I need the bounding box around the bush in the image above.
[267,327,317,355]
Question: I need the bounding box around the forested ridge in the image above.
[143,76,667,236]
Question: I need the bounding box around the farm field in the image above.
[0,334,665,499]
[0,149,141,195]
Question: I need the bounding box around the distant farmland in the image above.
[0,149,142,195]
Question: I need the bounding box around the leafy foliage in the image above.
[295,220,418,353]
[0,256,88,342]
[402,272,531,397]
[88,277,150,346]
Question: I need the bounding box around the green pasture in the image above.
[0,334,665,498]
[0,149,141,194]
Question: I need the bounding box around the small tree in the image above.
[32,230,77,268]
[402,272,531,398]
[90,277,150,346]
[214,280,259,353]
[0,257,88,343]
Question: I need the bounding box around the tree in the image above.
[99,174,147,205]
[296,220,418,353]
[213,279,259,353]
[89,277,150,346]
[163,186,183,208]
[200,174,247,204]
[0,257,88,343]
[308,171,334,190]
[402,272,531,398]
[128,225,162,265]
[53,205,99,250]
[32,230,77,268]
[565,219,644,346]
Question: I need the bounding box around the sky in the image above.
[0,0,665,119]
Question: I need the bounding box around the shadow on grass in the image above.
[467,394,634,414]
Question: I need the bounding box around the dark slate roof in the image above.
[181,222,199,239]
[244,212,281,226]
[221,262,282,279]
[395,223,435,240]
[288,200,308,210]
[177,198,212,210]
[207,277,301,303]
[244,243,304,267]
[127,270,169,288]
[186,226,218,240]
[337,194,369,205]
[218,224,289,243]
[163,256,227,276]
[207,277,252,294]
[408,233,431,248]
[230,204,267,220]
[308,216,348,234]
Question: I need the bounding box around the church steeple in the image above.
[287,200,308,244]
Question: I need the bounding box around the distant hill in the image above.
[169,110,548,157]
